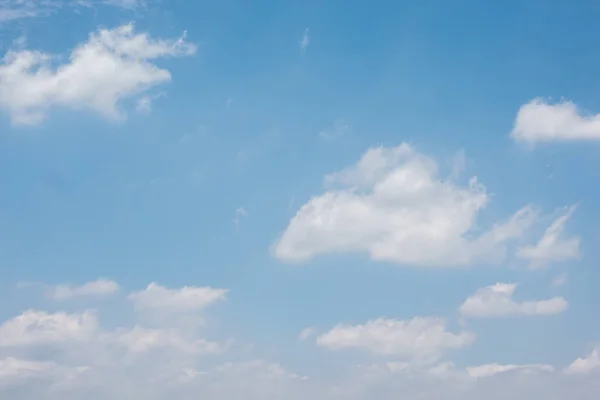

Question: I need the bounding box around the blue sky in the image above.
[0,1,599,399]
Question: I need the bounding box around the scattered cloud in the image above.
[273,143,537,267]
[46,279,119,300]
[516,205,580,269]
[0,0,145,23]
[511,98,600,143]
[564,347,600,375]
[0,23,196,125]
[298,327,316,341]
[318,118,349,140]
[106,325,228,355]
[466,363,554,378]
[459,283,568,318]
[233,207,249,228]
[550,272,568,288]
[0,310,98,347]
[316,317,475,361]
[128,283,228,312]
[300,28,310,52]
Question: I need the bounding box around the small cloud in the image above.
[47,279,120,300]
[550,272,568,288]
[135,93,164,114]
[319,118,348,140]
[511,98,600,144]
[298,327,316,341]
[233,207,249,228]
[516,205,580,269]
[135,96,152,113]
[226,98,233,108]
[564,347,600,375]
[459,283,568,318]
[300,28,310,52]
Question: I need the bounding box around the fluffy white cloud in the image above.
[273,143,537,267]
[0,310,98,347]
[47,279,119,300]
[564,347,600,375]
[516,206,580,269]
[0,23,196,124]
[459,283,568,318]
[128,282,228,312]
[511,98,600,143]
[467,363,554,378]
[316,317,475,361]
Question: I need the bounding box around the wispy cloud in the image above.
[0,0,145,22]
[300,28,309,52]
[233,207,248,228]
[319,118,349,140]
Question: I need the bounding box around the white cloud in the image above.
[511,98,600,143]
[0,357,56,388]
[47,279,119,300]
[459,283,568,318]
[0,23,196,124]
[0,310,98,347]
[550,272,568,288]
[273,143,537,267]
[107,325,228,355]
[300,28,310,52]
[319,118,349,140]
[233,207,249,228]
[467,363,554,378]
[0,0,145,22]
[316,317,475,361]
[564,347,600,375]
[128,282,228,312]
[516,205,580,269]
[298,327,316,341]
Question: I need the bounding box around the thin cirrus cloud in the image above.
[315,317,475,361]
[0,23,196,125]
[516,205,580,269]
[511,98,600,143]
[466,363,554,379]
[0,0,145,22]
[273,143,538,267]
[458,283,568,318]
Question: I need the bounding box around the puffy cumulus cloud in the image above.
[273,143,537,267]
[564,347,600,375]
[128,282,228,312]
[511,98,600,143]
[46,279,119,300]
[516,205,580,269]
[316,317,475,361]
[459,283,568,318]
[0,23,196,125]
